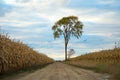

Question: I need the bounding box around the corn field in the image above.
[0,34,54,74]
[70,48,120,64]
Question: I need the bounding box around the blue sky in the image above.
[0,0,120,60]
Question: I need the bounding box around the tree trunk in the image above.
[65,40,68,61]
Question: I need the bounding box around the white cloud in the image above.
[35,48,65,60]
[97,0,120,5]
[87,33,112,38]
[1,0,73,28]
[10,35,29,40]
[5,0,68,10]
[68,43,88,49]
[76,10,120,25]
[2,0,120,27]
[10,34,40,40]
[0,20,46,27]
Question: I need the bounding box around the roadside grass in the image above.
[95,64,105,73]
[65,61,120,80]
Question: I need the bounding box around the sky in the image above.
[0,0,120,60]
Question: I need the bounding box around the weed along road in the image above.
[1,62,110,80]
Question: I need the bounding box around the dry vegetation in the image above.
[66,48,120,80]
[0,33,54,74]
[70,48,120,64]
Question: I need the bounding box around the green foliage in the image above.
[95,64,105,73]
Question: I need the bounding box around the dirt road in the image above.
[1,62,110,80]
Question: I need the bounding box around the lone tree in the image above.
[52,16,83,60]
